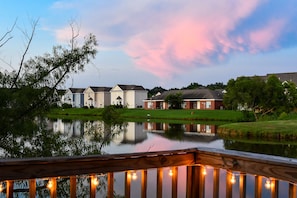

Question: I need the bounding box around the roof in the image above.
[89,86,112,92]
[150,88,223,100]
[117,84,146,91]
[69,88,85,93]
[255,72,297,85]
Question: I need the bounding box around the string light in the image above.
[47,180,53,189]
[202,166,207,176]
[132,171,138,180]
[169,169,173,177]
[265,179,271,189]
[230,174,236,184]
[92,176,99,186]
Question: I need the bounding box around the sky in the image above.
[1,0,297,90]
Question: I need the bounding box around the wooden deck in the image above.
[0,147,297,197]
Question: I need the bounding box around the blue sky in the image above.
[1,0,297,89]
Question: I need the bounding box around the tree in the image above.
[182,82,203,89]
[206,82,226,90]
[0,21,98,132]
[223,75,297,120]
[165,92,183,109]
[148,86,167,98]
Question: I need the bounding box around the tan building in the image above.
[110,84,148,108]
[83,86,112,108]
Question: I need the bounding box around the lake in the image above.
[0,119,295,197]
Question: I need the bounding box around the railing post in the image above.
[29,179,36,198]
[48,178,57,198]
[171,167,178,198]
[90,175,97,198]
[125,171,131,198]
[141,170,147,198]
[226,172,233,198]
[271,179,279,198]
[239,173,246,198]
[6,180,13,198]
[213,168,220,198]
[70,176,76,198]
[186,165,202,198]
[255,175,262,198]
[107,173,114,198]
[289,183,296,198]
[157,168,163,198]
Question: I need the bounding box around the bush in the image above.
[278,112,288,120]
[62,103,72,109]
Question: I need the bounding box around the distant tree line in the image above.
[148,82,226,97]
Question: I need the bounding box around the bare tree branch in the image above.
[0,19,17,48]
[11,19,39,88]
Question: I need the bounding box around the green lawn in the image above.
[48,108,245,122]
[218,120,297,139]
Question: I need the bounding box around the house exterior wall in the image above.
[73,93,84,108]
[134,90,147,108]
[84,88,95,107]
[111,85,147,108]
[145,99,223,110]
[64,90,73,106]
[94,92,110,108]
[110,85,124,106]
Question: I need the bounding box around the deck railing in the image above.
[0,147,297,197]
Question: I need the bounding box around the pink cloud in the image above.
[54,0,294,80]
[248,19,286,53]
[123,0,263,79]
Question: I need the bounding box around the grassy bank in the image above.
[218,120,297,140]
[48,108,245,122]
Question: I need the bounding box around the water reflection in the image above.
[224,139,297,158]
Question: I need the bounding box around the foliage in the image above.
[102,105,123,124]
[164,92,183,109]
[0,23,97,132]
[223,75,297,120]
[182,82,203,89]
[148,86,167,98]
[206,82,226,90]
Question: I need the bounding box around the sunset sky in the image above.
[1,0,297,89]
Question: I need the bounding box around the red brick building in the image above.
[144,88,224,110]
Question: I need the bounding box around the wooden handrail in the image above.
[0,148,196,180]
[1,147,297,184]
[196,147,297,183]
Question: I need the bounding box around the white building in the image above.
[83,86,112,108]
[110,84,148,108]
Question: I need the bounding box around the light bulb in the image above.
[202,167,207,175]
[132,172,138,180]
[47,180,53,189]
[92,177,99,186]
[230,174,236,184]
[169,169,173,177]
[265,179,271,189]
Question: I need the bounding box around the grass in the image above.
[48,108,245,122]
[218,120,297,140]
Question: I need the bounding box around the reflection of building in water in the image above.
[144,122,216,135]
[112,122,147,144]
[53,119,83,137]
[144,122,218,142]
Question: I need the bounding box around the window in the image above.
[206,101,211,109]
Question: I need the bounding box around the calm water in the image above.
[0,119,295,197]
